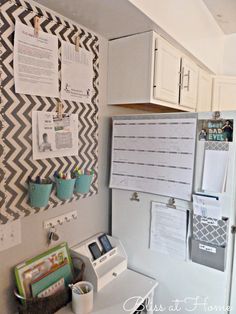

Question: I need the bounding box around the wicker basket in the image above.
[15,257,85,314]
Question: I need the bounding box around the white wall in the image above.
[0,25,144,314]
[0,34,107,314]
[220,34,236,76]
[128,0,225,73]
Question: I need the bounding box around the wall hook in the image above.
[44,210,78,229]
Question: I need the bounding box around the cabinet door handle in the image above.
[179,67,184,89]
[184,70,190,91]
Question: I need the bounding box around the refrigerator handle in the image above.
[231,225,236,234]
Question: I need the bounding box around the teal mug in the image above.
[75,175,93,194]
[29,182,52,208]
[55,177,76,200]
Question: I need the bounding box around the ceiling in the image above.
[35,0,236,36]
[34,0,156,39]
[33,0,214,72]
[203,0,236,34]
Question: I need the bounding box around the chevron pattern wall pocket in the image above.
[0,0,99,224]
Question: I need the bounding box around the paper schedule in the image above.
[110,117,197,201]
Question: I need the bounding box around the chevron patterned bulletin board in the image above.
[0,0,99,224]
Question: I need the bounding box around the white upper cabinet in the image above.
[153,37,181,104]
[197,70,212,112]
[108,31,205,112]
[179,57,199,110]
[212,76,236,111]
[108,32,153,105]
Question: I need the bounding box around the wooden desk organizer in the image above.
[70,233,128,292]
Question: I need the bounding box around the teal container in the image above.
[55,177,76,200]
[29,182,52,208]
[75,175,93,194]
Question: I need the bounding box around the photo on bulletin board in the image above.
[14,242,73,298]
[198,119,234,142]
[32,110,79,160]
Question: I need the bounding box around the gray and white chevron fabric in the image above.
[0,0,99,224]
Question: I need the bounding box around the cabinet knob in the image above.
[112,272,117,277]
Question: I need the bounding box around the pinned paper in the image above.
[61,41,93,103]
[193,194,222,220]
[32,110,79,160]
[150,202,188,260]
[202,150,229,193]
[14,21,59,97]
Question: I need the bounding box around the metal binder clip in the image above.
[167,197,176,209]
[34,16,40,37]
[130,192,140,202]
[212,111,221,120]
[75,35,80,52]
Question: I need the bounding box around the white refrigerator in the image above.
[111,111,236,314]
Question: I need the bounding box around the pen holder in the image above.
[29,182,52,208]
[55,178,76,201]
[75,175,93,194]
[72,281,93,314]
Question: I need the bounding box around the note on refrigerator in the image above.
[193,194,222,220]
[150,202,188,260]
[202,150,229,193]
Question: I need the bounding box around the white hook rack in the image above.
[43,210,78,229]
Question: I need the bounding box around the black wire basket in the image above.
[14,257,85,314]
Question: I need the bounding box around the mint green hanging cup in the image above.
[75,174,93,194]
[55,177,76,200]
[29,182,52,208]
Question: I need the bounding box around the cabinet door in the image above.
[197,70,212,112]
[212,77,236,111]
[153,37,181,104]
[108,32,153,105]
[180,58,199,110]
